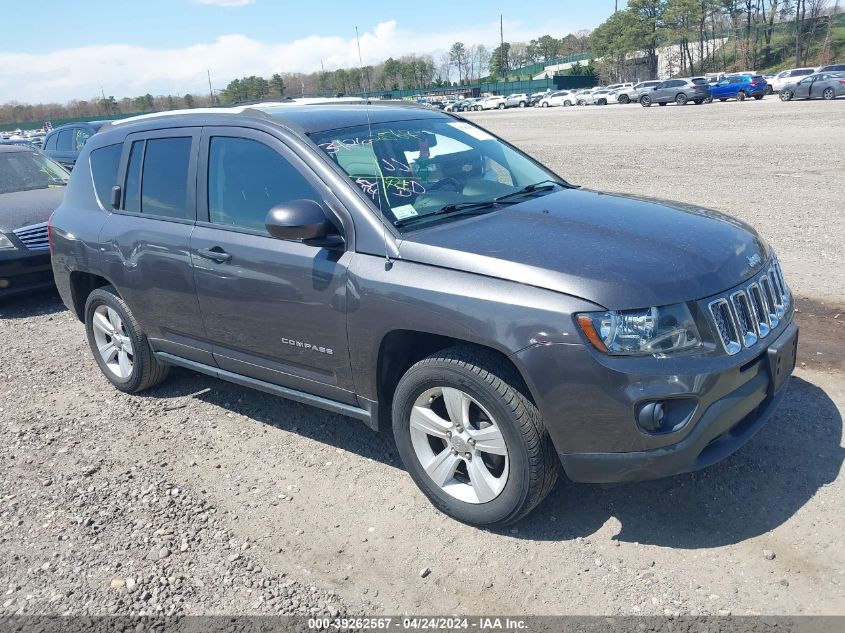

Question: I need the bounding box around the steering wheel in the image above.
[427,177,462,192]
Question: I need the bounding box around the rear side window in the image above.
[89,143,122,208]
[207,136,320,233]
[73,128,92,151]
[56,130,72,151]
[123,137,193,219]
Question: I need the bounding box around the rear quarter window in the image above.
[89,143,122,209]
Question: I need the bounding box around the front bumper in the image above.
[0,249,54,298]
[515,317,797,484]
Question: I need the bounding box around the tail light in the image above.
[840,80,845,86]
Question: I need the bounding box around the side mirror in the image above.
[110,185,121,209]
[265,199,343,247]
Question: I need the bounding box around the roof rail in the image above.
[99,106,275,130]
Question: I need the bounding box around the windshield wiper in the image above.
[493,179,571,204]
[393,200,498,227]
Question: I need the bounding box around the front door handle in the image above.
[196,247,232,263]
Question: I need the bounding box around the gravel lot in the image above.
[1,98,844,617]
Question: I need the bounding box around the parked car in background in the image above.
[527,92,549,107]
[617,81,661,104]
[766,68,816,93]
[0,145,69,298]
[477,95,507,110]
[780,72,845,101]
[711,75,768,101]
[586,89,614,105]
[42,121,107,170]
[0,139,37,149]
[574,89,598,106]
[640,78,711,106]
[504,93,530,108]
[538,90,575,107]
[817,63,845,73]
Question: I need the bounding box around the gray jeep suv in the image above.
[49,104,797,526]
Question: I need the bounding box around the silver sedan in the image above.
[780,72,845,101]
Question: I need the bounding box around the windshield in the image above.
[0,151,68,194]
[310,118,562,232]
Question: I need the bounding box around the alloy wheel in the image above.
[823,88,835,100]
[780,90,793,101]
[91,304,134,379]
[409,386,509,504]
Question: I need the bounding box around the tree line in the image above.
[590,0,841,84]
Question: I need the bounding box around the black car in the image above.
[0,145,69,298]
[42,121,108,170]
[49,105,795,526]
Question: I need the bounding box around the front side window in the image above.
[310,118,561,233]
[207,136,321,233]
[0,150,68,194]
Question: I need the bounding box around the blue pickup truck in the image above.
[711,75,769,102]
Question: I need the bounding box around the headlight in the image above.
[0,233,16,250]
[577,303,701,356]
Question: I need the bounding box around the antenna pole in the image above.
[207,69,215,106]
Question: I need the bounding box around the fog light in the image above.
[637,402,665,432]
[0,279,9,289]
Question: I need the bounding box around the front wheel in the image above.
[823,87,836,100]
[705,96,713,103]
[497,103,505,110]
[392,347,558,526]
[541,102,548,108]
[85,286,170,393]
[640,95,652,107]
[766,85,774,95]
[564,100,572,107]
[518,101,526,108]
[780,90,794,101]
[737,90,747,101]
[619,94,630,104]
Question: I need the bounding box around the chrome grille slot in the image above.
[12,222,49,251]
[709,298,742,355]
[730,291,758,348]
[747,283,771,338]
[759,277,780,328]
[774,261,790,307]
[768,270,785,319]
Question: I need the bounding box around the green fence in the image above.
[505,53,591,78]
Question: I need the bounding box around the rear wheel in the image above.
[598,98,607,106]
[737,90,747,101]
[392,347,558,527]
[640,95,652,107]
[780,89,794,101]
[497,103,505,110]
[541,102,548,108]
[823,87,836,100]
[619,94,630,104]
[85,286,170,393]
[518,101,526,108]
[564,100,572,107]
[675,93,688,105]
[766,85,774,95]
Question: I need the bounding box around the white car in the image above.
[586,89,615,105]
[538,90,575,107]
[573,89,598,105]
[766,67,817,93]
[477,95,507,110]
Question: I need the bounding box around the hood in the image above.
[0,187,66,232]
[398,188,769,310]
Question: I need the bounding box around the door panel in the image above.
[191,127,355,403]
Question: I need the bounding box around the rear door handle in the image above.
[196,247,232,263]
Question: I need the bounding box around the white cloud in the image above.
[194,0,255,6]
[0,19,574,104]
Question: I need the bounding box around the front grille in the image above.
[12,222,49,251]
[708,259,790,355]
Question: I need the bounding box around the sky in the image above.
[0,0,626,104]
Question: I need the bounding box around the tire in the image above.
[766,85,773,95]
[541,102,548,108]
[598,99,607,106]
[518,101,526,108]
[497,103,505,110]
[675,93,688,105]
[754,94,763,100]
[780,90,794,101]
[392,346,558,527]
[737,90,747,102]
[823,87,836,100]
[577,99,586,106]
[564,100,572,107]
[693,99,703,105]
[84,285,170,393]
[705,96,713,103]
[640,95,652,107]
[619,94,630,104]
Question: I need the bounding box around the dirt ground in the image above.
[1,98,843,617]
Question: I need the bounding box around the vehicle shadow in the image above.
[514,376,843,547]
[0,288,65,319]
[149,369,842,548]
